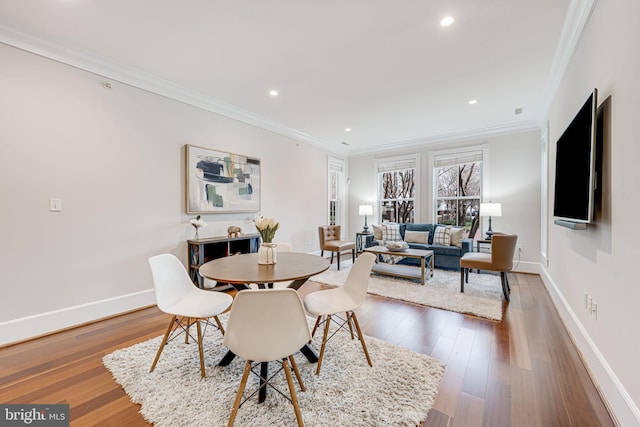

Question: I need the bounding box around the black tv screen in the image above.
[553,89,598,224]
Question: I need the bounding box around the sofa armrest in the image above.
[461,238,473,255]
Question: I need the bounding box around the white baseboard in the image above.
[538,268,640,426]
[0,289,156,347]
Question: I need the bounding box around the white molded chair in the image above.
[224,289,311,427]
[148,254,233,378]
[303,252,376,375]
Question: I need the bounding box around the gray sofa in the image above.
[366,223,472,270]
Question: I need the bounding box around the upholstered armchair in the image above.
[318,225,355,270]
[459,233,518,301]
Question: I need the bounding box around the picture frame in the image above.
[186,145,261,213]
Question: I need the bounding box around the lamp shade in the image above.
[480,203,502,217]
[359,205,373,216]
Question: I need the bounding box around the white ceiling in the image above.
[0,0,573,155]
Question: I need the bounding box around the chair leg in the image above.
[321,250,324,257]
[196,320,206,378]
[288,355,305,391]
[501,272,510,302]
[213,315,225,335]
[350,311,373,367]
[227,360,252,427]
[185,317,191,344]
[460,268,465,293]
[330,252,334,264]
[310,316,322,339]
[315,314,332,375]
[150,315,177,373]
[346,312,355,339]
[337,252,341,270]
[283,358,305,427]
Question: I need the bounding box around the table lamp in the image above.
[359,204,373,233]
[480,202,502,239]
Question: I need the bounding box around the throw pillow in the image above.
[372,224,383,240]
[450,227,466,247]
[404,230,429,244]
[433,226,452,245]
[381,223,402,241]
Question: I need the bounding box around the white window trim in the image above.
[374,153,420,223]
[328,156,346,235]
[429,145,487,223]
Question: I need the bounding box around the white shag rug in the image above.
[311,261,503,321]
[103,318,445,427]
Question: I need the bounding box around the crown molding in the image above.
[0,24,350,156]
[348,120,541,157]
[539,0,599,124]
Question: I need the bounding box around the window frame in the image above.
[375,154,420,224]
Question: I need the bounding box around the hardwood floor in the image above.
[0,272,615,426]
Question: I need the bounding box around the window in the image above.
[434,151,482,234]
[328,157,345,226]
[376,155,418,223]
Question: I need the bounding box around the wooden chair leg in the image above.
[315,314,332,375]
[150,315,176,373]
[460,268,465,293]
[330,252,334,264]
[213,315,225,335]
[288,355,305,391]
[196,320,206,378]
[283,358,305,427]
[501,272,510,302]
[350,311,372,367]
[310,316,321,339]
[346,312,355,339]
[227,360,252,427]
[337,252,341,270]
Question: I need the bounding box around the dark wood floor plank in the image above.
[0,272,615,427]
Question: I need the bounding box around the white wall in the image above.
[0,44,331,344]
[544,0,640,424]
[347,131,541,271]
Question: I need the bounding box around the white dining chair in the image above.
[303,251,376,375]
[224,288,311,427]
[148,253,233,378]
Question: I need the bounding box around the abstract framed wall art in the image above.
[186,145,261,213]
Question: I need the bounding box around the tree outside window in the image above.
[379,168,415,223]
[435,161,481,233]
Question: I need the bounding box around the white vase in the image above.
[258,243,277,265]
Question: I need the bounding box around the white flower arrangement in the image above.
[253,213,279,243]
[190,215,207,229]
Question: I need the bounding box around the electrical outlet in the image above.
[49,198,62,212]
[591,301,598,319]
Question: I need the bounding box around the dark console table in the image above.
[187,234,260,288]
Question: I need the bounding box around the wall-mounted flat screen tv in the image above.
[553,88,598,226]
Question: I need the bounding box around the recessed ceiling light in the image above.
[515,107,524,115]
[440,16,454,27]
[269,90,278,96]
[341,141,350,146]
[345,128,351,132]
[468,99,478,105]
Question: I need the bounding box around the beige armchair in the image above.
[459,233,518,301]
[318,225,355,270]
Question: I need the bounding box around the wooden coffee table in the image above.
[364,245,434,285]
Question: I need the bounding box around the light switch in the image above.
[50,198,62,212]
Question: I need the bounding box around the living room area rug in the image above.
[103,318,445,427]
[311,260,504,321]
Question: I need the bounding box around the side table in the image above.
[355,232,374,255]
